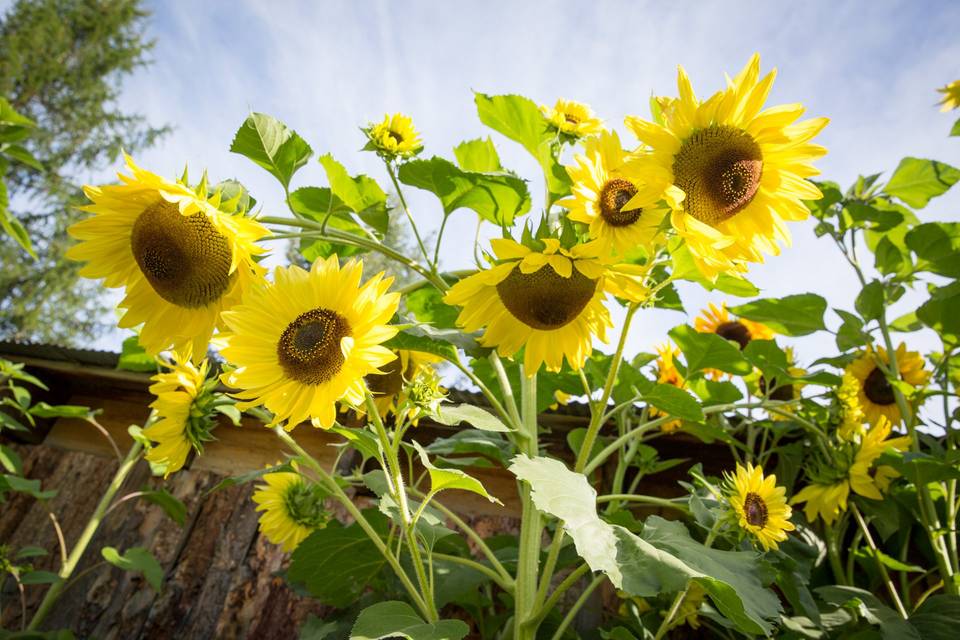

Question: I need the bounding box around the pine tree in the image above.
[0,0,167,343]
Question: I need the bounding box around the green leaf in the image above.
[425,430,511,468]
[835,309,869,351]
[883,157,960,208]
[287,512,388,607]
[951,117,960,137]
[890,311,922,333]
[3,144,43,171]
[15,546,48,559]
[641,384,703,422]
[385,322,474,361]
[288,186,367,260]
[0,444,23,475]
[0,184,36,258]
[880,450,960,485]
[433,404,513,432]
[905,222,960,278]
[855,280,885,321]
[317,154,389,234]
[28,403,94,419]
[214,404,242,426]
[874,236,905,276]
[350,601,469,640]
[117,335,158,373]
[205,462,295,495]
[910,595,960,640]
[20,570,60,585]
[816,585,919,640]
[730,294,828,336]
[0,474,56,500]
[474,92,570,205]
[916,282,960,345]
[101,546,164,591]
[139,489,187,526]
[229,113,312,189]
[668,325,752,375]
[413,442,501,503]
[453,137,501,172]
[405,286,459,329]
[398,156,531,226]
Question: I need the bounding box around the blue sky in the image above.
[74,0,959,387]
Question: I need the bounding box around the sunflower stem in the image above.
[384,160,436,274]
[654,523,720,640]
[548,574,605,640]
[851,503,909,618]
[515,370,542,640]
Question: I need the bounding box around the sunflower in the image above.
[253,464,330,552]
[540,99,604,137]
[559,130,680,257]
[444,238,622,374]
[652,342,684,432]
[836,371,866,441]
[366,113,423,157]
[143,356,217,476]
[220,256,400,430]
[695,302,774,349]
[365,349,442,423]
[726,462,795,551]
[66,155,268,359]
[847,343,929,426]
[937,80,960,111]
[791,416,909,524]
[625,54,828,279]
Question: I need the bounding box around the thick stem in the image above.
[515,372,542,640]
[28,440,143,631]
[851,503,908,618]
[825,522,849,586]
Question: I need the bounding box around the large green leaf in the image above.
[288,186,366,260]
[855,280,885,321]
[384,323,473,361]
[816,585,919,640]
[453,137,501,172]
[509,455,780,635]
[230,113,312,189]
[287,511,388,607]
[668,325,752,375]
[404,286,459,329]
[433,404,513,432]
[910,595,960,640]
[413,442,501,503]
[317,154,389,234]
[425,430,512,468]
[117,334,157,373]
[883,157,960,209]
[350,601,469,640]
[474,92,571,205]
[730,294,828,336]
[905,222,960,278]
[640,384,703,422]
[916,281,960,345]
[398,155,530,225]
[101,546,164,591]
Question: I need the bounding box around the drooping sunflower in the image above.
[444,238,616,374]
[67,155,269,359]
[253,464,330,552]
[559,130,680,257]
[625,54,828,279]
[143,356,217,476]
[366,113,423,157]
[695,302,774,349]
[726,462,795,551]
[791,416,909,524]
[847,343,929,426]
[365,349,441,422]
[220,256,400,430]
[652,342,685,432]
[540,99,604,137]
[937,80,960,111]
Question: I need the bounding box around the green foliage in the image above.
[101,546,163,591]
[882,157,960,208]
[668,325,752,375]
[730,294,828,336]
[229,112,312,190]
[433,404,513,432]
[351,601,469,640]
[413,442,501,503]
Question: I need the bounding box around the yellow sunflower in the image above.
[625,54,828,279]
[540,99,604,137]
[652,342,684,432]
[726,462,795,551]
[220,256,400,430]
[444,238,616,374]
[559,130,680,257]
[791,416,909,524]
[67,155,268,359]
[253,464,330,552]
[367,113,423,157]
[365,349,441,422]
[937,80,960,111]
[847,343,930,426]
[695,302,774,349]
[836,371,866,441]
[143,356,216,476]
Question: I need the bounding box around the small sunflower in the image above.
[540,99,604,137]
[366,349,442,423]
[559,130,680,257]
[220,256,400,429]
[366,113,423,157]
[695,302,774,349]
[847,343,929,426]
[652,342,685,432]
[625,54,828,279]
[444,238,617,374]
[789,481,849,526]
[253,464,330,552]
[937,80,960,111]
[848,416,910,500]
[67,155,268,359]
[726,462,795,551]
[143,356,217,476]
[836,371,866,441]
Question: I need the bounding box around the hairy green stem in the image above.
[515,372,542,640]
[384,160,435,273]
[549,574,604,640]
[851,503,908,618]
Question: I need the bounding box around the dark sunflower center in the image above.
[277,308,351,385]
[564,113,581,125]
[130,200,234,308]
[598,178,642,227]
[366,355,408,398]
[864,367,896,406]
[283,481,329,528]
[743,492,769,527]
[495,263,598,331]
[715,321,751,350]
[387,130,404,145]
[672,125,763,225]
